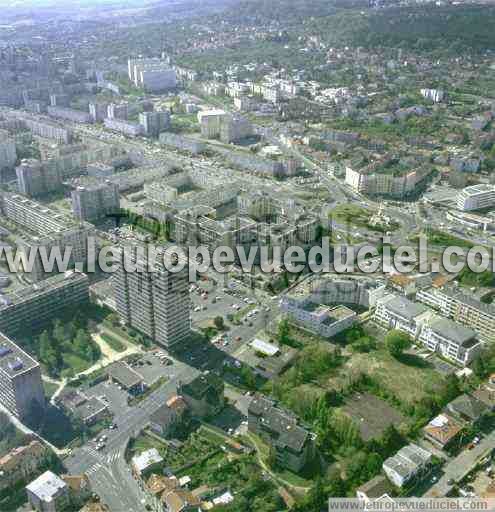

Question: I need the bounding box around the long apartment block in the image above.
[0,271,89,336]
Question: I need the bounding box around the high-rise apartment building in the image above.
[113,245,190,349]
[0,332,45,420]
[139,111,170,137]
[71,182,120,222]
[16,159,62,198]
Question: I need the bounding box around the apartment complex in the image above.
[345,157,433,198]
[158,132,206,155]
[0,332,45,420]
[198,109,253,143]
[248,394,315,473]
[418,317,482,366]
[0,271,89,336]
[2,111,73,143]
[374,294,431,338]
[46,106,92,124]
[71,182,120,222]
[0,193,94,281]
[456,184,495,211]
[416,286,495,341]
[113,245,190,349]
[128,58,177,92]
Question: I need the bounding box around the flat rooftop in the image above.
[0,332,40,378]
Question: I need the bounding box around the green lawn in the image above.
[42,381,59,399]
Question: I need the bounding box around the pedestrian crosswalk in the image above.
[86,462,103,476]
[84,451,122,476]
[106,451,121,464]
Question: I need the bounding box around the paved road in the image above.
[424,430,495,497]
[64,364,200,511]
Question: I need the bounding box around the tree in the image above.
[385,330,412,358]
[267,444,277,469]
[277,318,291,345]
[214,316,225,330]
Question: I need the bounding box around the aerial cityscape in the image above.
[1,0,495,511]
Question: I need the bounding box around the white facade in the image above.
[26,471,69,512]
[456,184,495,212]
[418,317,482,366]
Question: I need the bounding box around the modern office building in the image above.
[0,332,45,420]
[113,245,190,349]
[456,184,495,211]
[71,182,120,222]
[0,271,89,336]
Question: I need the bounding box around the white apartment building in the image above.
[416,286,495,342]
[26,471,69,512]
[420,88,445,103]
[418,316,482,366]
[374,294,431,339]
[456,184,495,211]
[383,444,432,488]
[280,297,357,338]
[197,109,227,139]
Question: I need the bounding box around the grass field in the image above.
[329,347,445,405]
[100,332,126,352]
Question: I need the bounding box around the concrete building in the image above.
[0,133,17,171]
[220,113,253,143]
[280,298,357,338]
[88,102,109,123]
[46,106,92,124]
[197,109,226,139]
[16,158,62,198]
[107,103,128,120]
[0,193,94,282]
[128,58,177,92]
[456,184,495,212]
[383,444,432,488]
[86,162,114,178]
[139,111,170,137]
[0,271,90,336]
[158,132,206,155]
[374,294,431,339]
[420,88,445,103]
[49,94,70,107]
[416,286,495,341]
[3,112,73,144]
[26,471,69,512]
[345,158,434,199]
[0,332,45,420]
[418,316,482,366]
[71,182,120,222]
[248,394,315,473]
[104,118,144,137]
[113,245,190,349]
